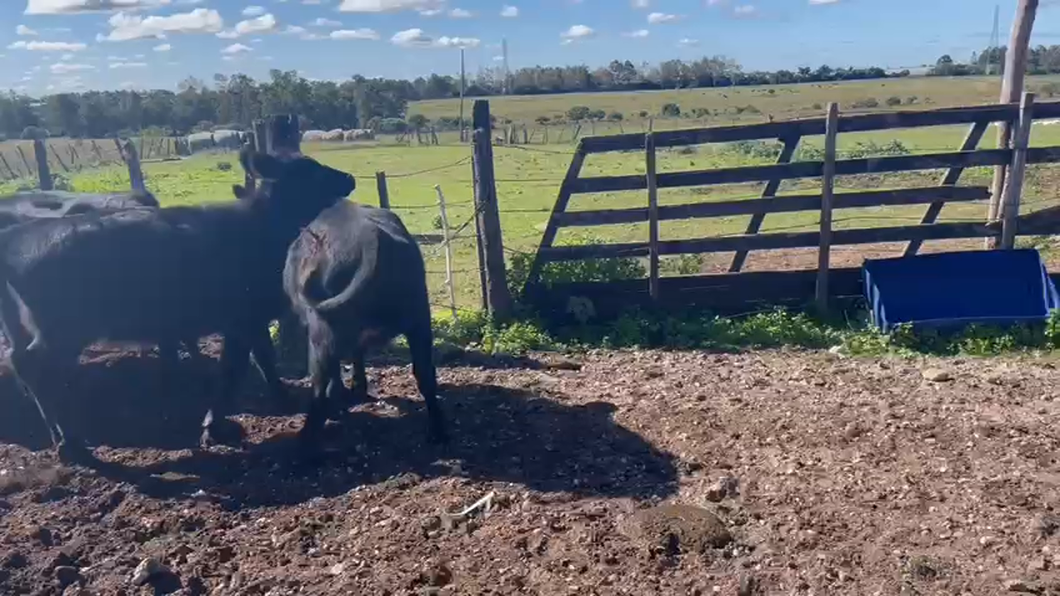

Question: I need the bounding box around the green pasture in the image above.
[4,75,1060,314]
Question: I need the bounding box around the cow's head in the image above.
[238,147,354,220]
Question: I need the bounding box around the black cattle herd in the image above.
[0,148,446,465]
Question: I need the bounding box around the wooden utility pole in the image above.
[987,0,1039,248]
[459,48,467,143]
[471,100,513,321]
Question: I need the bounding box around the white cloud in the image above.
[339,0,443,12]
[110,61,147,68]
[448,7,472,17]
[50,62,94,73]
[560,24,594,42]
[390,28,477,48]
[733,4,757,16]
[419,8,442,16]
[99,8,223,42]
[7,40,88,51]
[677,38,698,46]
[235,13,278,35]
[242,5,266,16]
[435,35,479,48]
[500,5,518,17]
[647,12,677,23]
[217,30,240,38]
[809,0,840,3]
[311,17,342,26]
[631,0,649,6]
[25,0,169,14]
[623,29,649,38]
[153,42,172,51]
[16,25,39,36]
[222,42,252,53]
[330,28,379,40]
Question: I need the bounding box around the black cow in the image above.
[282,201,447,452]
[0,191,275,387]
[0,190,160,230]
[0,148,355,463]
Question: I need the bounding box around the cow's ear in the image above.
[249,152,283,180]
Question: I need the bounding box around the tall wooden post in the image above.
[32,139,52,191]
[987,0,1039,248]
[241,131,257,194]
[816,103,839,314]
[1001,92,1036,249]
[120,139,145,192]
[471,100,513,322]
[375,171,390,209]
[645,132,660,302]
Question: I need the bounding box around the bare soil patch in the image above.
[2,346,1060,595]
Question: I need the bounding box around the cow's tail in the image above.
[297,229,378,315]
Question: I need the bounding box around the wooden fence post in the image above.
[32,139,52,191]
[816,103,840,313]
[434,184,459,320]
[119,139,146,192]
[1001,92,1036,249]
[646,132,660,302]
[242,131,257,194]
[471,100,513,321]
[375,171,390,209]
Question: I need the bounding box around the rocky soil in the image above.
[2,345,1060,595]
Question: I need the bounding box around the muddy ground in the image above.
[1,345,1060,595]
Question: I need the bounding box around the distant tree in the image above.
[566,105,592,121]
[660,103,681,117]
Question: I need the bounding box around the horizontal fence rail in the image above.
[525,95,1060,317]
[579,101,1060,154]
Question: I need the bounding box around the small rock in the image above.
[922,368,953,383]
[54,565,81,588]
[1,550,27,569]
[738,574,758,596]
[543,356,582,371]
[1030,556,1050,572]
[1005,579,1042,594]
[329,563,346,576]
[1037,513,1060,537]
[32,526,55,547]
[623,504,732,554]
[704,476,739,503]
[131,557,171,586]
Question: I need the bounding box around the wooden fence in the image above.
[523,93,1060,318]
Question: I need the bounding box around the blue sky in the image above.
[3,0,1060,95]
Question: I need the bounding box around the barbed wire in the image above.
[383,156,472,179]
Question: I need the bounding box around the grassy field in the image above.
[4,75,1060,315]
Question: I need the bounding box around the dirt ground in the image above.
[1,344,1060,596]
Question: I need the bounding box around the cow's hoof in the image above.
[200,418,245,449]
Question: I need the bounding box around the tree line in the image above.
[929,45,1060,77]
[0,51,926,140]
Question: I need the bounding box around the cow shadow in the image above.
[106,380,678,509]
[0,349,679,508]
[0,348,303,452]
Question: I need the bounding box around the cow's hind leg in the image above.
[200,333,252,448]
[406,324,447,445]
[0,288,92,464]
[297,314,341,458]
